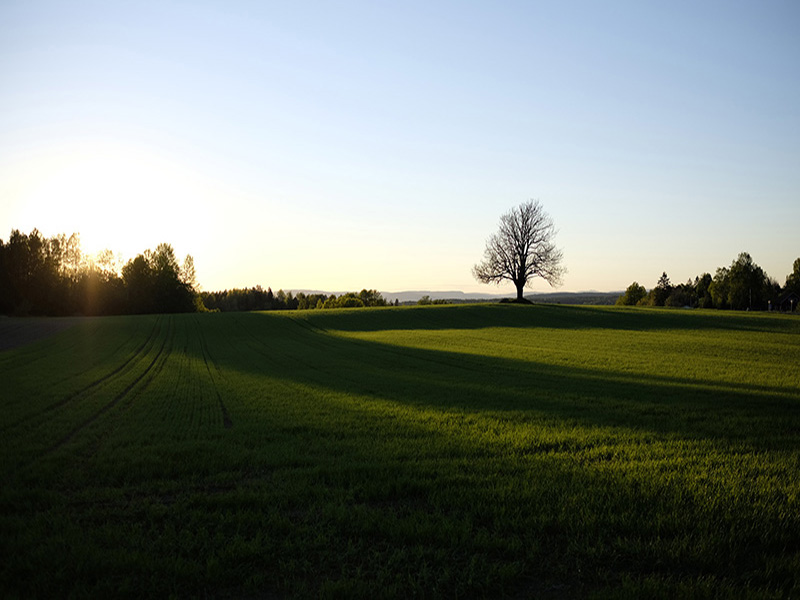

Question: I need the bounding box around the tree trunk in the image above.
[515,281,524,301]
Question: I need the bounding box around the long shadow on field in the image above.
[196,312,800,451]
[5,311,797,599]
[296,303,800,335]
[181,314,800,594]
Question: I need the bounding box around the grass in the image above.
[1,304,799,598]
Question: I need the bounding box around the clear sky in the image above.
[2,1,798,295]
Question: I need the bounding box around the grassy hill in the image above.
[1,304,799,598]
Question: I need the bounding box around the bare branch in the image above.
[473,200,565,299]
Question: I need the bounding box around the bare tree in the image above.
[473,200,565,301]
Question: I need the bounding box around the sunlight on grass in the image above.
[1,305,799,598]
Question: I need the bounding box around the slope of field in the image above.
[1,305,799,598]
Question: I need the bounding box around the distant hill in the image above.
[289,289,621,306]
[381,290,508,303]
[381,290,621,305]
[523,291,621,305]
[286,289,507,303]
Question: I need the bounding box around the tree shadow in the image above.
[196,311,800,452]
[178,310,800,594]
[7,310,795,599]
[292,303,800,335]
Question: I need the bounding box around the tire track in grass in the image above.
[81,317,182,460]
[61,316,164,401]
[194,316,233,429]
[40,316,175,457]
[0,316,164,434]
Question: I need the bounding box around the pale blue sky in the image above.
[2,1,798,294]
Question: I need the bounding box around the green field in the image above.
[2,305,799,598]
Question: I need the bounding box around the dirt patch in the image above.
[0,317,83,352]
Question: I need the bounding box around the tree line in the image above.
[199,287,392,312]
[0,229,392,316]
[616,252,800,311]
[0,229,198,316]
[5,229,797,317]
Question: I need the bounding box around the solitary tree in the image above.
[473,200,565,301]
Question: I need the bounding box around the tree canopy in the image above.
[783,258,800,297]
[617,252,793,311]
[0,229,196,316]
[199,288,388,312]
[473,200,565,301]
[615,282,647,306]
[0,229,389,316]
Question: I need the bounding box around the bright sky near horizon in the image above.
[1,1,798,295]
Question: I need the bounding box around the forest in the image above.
[616,252,800,311]
[0,229,198,316]
[0,229,389,316]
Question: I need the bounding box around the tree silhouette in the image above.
[473,200,565,301]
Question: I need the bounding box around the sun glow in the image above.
[1,141,214,262]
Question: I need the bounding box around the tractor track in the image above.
[39,316,175,458]
[0,317,164,434]
[194,316,233,429]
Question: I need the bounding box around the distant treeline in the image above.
[0,229,198,316]
[617,252,800,311]
[5,230,798,317]
[0,229,394,316]
[200,287,393,312]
